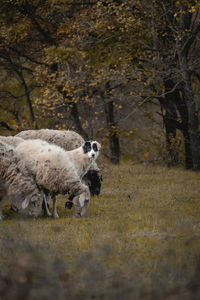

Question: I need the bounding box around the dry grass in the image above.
[1,162,200,299]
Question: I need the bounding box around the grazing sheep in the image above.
[0,179,6,220]
[15,139,93,218]
[16,129,102,195]
[0,141,45,220]
[0,136,24,148]
[68,141,101,179]
[64,140,101,210]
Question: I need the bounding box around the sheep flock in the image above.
[0,130,102,220]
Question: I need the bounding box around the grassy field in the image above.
[1,161,200,299]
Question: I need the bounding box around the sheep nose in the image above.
[95,189,100,195]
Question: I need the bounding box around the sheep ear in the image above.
[96,142,101,151]
[78,194,85,207]
[93,141,101,151]
[83,141,91,153]
[22,198,29,209]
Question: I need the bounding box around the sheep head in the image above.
[83,170,102,195]
[72,188,90,217]
[82,141,101,160]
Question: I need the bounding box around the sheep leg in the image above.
[52,195,59,219]
[0,203,4,221]
[43,194,52,217]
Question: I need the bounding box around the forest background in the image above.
[0,0,200,168]
[1,2,200,299]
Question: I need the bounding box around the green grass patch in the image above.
[1,162,200,299]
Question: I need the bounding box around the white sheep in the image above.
[67,140,101,179]
[16,129,102,195]
[0,178,6,220]
[0,141,45,220]
[0,136,24,148]
[15,139,99,218]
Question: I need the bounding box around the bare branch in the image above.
[118,80,183,124]
[0,90,25,99]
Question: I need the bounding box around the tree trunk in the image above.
[70,102,89,140]
[62,92,89,140]
[159,79,193,169]
[183,129,193,169]
[177,47,200,170]
[23,79,37,127]
[104,100,120,164]
[159,79,179,166]
[18,71,37,128]
[175,89,193,169]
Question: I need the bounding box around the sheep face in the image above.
[65,200,73,209]
[27,193,44,217]
[14,191,44,218]
[82,141,101,160]
[83,170,102,195]
[72,190,90,217]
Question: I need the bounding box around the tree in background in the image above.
[121,0,200,169]
[0,0,199,168]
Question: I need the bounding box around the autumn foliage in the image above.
[0,0,200,167]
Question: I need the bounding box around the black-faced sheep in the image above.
[16,129,102,196]
[15,139,97,218]
[0,141,45,219]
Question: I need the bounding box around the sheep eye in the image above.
[83,141,91,153]
[92,143,98,152]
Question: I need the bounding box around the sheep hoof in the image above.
[53,213,59,219]
[75,213,82,218]
[44,211,52,217]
